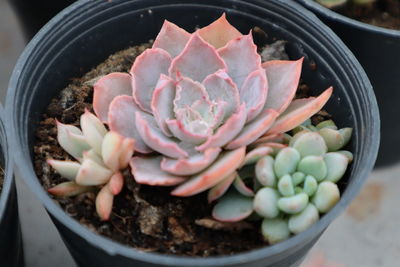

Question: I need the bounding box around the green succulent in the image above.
[211,120,352,244]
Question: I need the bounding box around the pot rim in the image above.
[298,0,400,36]
[6,0,379,265]
[0,104,14,224]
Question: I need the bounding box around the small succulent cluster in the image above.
[211,120,352,244]
[47,110,134,220]
[47,13,353,239]
[316,0,376,9]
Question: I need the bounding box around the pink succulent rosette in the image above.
[93,14,332,197]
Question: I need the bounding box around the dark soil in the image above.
[33,38,330,256]
[336,0,400,30]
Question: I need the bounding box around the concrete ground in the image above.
[1,0,398,266]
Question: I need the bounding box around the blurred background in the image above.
[1,0,399,266]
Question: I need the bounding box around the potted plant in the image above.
[296,0,400,167]
[0,105,24,267]
[6,0,379,266]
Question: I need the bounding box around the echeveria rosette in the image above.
[93,14,333,197]
[47,110,135,220]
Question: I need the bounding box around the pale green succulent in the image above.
[315,0,376,9]
[210,120,352,244]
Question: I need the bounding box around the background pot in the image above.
[0,105,24,267]
[296,0,400,167]
[6,0,379,266]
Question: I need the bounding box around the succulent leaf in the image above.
[233,175,255,197]
[261,218,290,244]
[339,128,353,147]
[208,172,237,203]
[135,112,188,158]
[297,156,327,182]
[254,187,280,218]
[278,193,309,214]
[161,147,221,176]
[316,119,337,130]
[93,72,133,122]
[303,175,318,196]
[80,109,108,155]
[152,20,191,58]
[278,174,295,197]
[108,172,124,195]
[255,155,276,187]
[108,95,152,153]
[130,48,172,112]
[48,181,92,197]
[212,190,253,222]
[312,181,340,213]
[169,32,226,82]
[318,128,345,152]
[198,13,242,49]
[268,87,333,134]
[56,120,89,160]
[274,147,301,178]
[218,33,261,90]
[130,156,186,186]
[171,147,246,197]
[151,74,176,136]
[262,58,303,113]
[292,172,306,186]
[76,158,113,186]
[291,132,327,157]
[47,160,81,180]
[96,184,114,221]
[288,203,319,234]
[324,152,349,183]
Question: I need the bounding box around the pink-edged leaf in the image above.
[239,146,273,168]
[48,181,92,197]
[208,172,237,203]
[169,32,227,82]
[130,48,172,112]
[161,147,221,176]
[76,158,113,186]
[262,58,303,113]
[153,20,191,58]
[119,138,136,169]
[233,175,255,197]
[96,185,114,221]
[198,13,242,49]
[174,76,210,111]
[212,190,253,222]
[108,172,124,195]
[196,104,247,152]
[56,120,89,160]
[102,131,135,171]
[108,95,152,154]
[218,33,261,89]
[256,142,288,156]
[47,159,81,180]
[166,119,208,145]
[80,109,107,155]
[135,112,188,159]
[253,133,289,146]
[130,156,186,186]
[267,87,333,135]
[151,74,176,136]
[82,150,104,166]
[202,70,240,119]
[93,72,132,123]
[171,147,246,197]
[225,109,278,150]
[239,69,268,122]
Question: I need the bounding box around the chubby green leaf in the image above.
[318,128,344,152]
[278,174,295,197]
[212,190,253,222]
[288,203,319,234]
[278,193,309,214]
[261,218,290,244]
[254,187,280,219]
[303,175,318,196]
[324,152,349,183]
[313,181,340,213]
[255,155,276,187]
[292,172,305,186]
[297,155,327,181]
[291,132,327,157]
[274,147,301,178]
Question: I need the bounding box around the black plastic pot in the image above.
[0,105,24,267]
[296,0,400,167]
[8,0,76,40]
[6,0,379,266]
